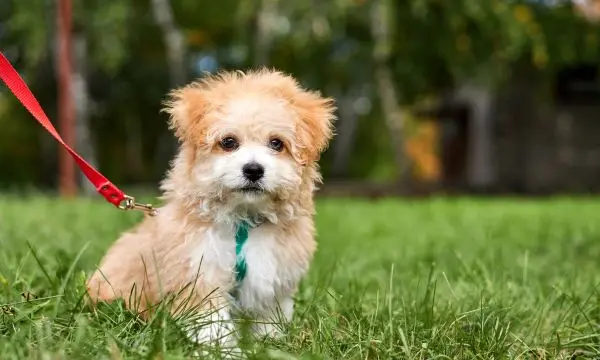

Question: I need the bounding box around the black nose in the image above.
[242,162,264,182]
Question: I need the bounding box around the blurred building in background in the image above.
[419,62,600,194]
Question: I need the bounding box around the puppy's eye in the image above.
[268,138,284,152]
[219,137,239,151]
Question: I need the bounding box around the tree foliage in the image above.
[1,0,599,187]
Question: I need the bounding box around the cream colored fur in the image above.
[86,69,336,352]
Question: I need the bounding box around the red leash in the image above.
[0,52,156,216]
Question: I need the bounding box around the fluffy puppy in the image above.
[86,69,336,350]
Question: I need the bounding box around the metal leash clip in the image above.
[119,195,158,216]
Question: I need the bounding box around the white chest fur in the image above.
[188,222,306,316]
[237,224,306,315]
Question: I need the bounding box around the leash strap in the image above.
[0,52,156,215]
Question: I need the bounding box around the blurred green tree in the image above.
[2,0,600,190]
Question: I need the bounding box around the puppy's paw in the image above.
[252,321,285,340]
[193,346,243,360]
[251,297,293,340]
[190,319,238,348]
[187,306,241,357]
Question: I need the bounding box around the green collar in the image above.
[234,219,261,283]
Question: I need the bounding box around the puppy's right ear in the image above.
[162,84,208,143]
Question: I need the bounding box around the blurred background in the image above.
[2,0,600,198]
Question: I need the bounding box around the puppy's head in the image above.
[163,69,335,211]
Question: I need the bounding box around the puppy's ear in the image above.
[293,91,336,164]
[162,84,209,143]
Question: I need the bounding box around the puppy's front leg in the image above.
[192,306,236,345]
[184,299,240,357]
[251,296,294,339]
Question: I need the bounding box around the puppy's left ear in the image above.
[162,83,209,143]
[293,91,336,164]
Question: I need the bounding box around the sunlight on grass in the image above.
[1,196,600,359]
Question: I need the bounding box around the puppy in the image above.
[86,69,336,351]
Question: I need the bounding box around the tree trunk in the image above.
[150,0,186,87]
[150,0,186,176]
[40,0,57,188]
[124,113,145,182]
[253,0,278,67]
[330,86,360,177]
[369,0,410,183]
[454,83,495,190]
[56,0,77,197]
[72,31,96,195]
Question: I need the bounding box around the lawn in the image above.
[1,195,600,359]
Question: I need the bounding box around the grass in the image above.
[1,195,600,359]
